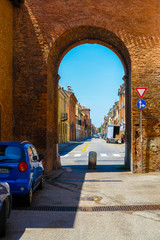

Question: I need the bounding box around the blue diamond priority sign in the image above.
[137,99,146,109]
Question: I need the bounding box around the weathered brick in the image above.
[11,0,160,173]
[0,0,13,141]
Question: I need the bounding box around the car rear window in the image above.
[0,145,24,163]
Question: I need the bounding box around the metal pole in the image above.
[140,110,143,173]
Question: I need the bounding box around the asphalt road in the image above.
[2,138,160,240]
[60,138,125,170]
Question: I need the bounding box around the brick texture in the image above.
[12,0,160,173]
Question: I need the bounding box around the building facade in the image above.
[81,106,92,138]
[58,86,69,143]
[113,101,119,125]
[102,83,125,141]
[0,0,23,142]
[0,0,14,141]
[118,83,125,134]
[64,89,77,141]
[75,104,82,140]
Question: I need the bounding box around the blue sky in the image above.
[58,44,124,128]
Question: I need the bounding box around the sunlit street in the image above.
[60,138,125,171]
[1,0,160,239]
[3,139,160,240]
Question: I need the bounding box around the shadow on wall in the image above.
[13,4,47,150]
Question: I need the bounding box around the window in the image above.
[31,146,39,161]
[27,146,34,162]
[27,146,39,162]
[0,145,24,162]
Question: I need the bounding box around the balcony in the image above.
[61,113,68,122]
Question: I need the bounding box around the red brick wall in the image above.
[12,0,160,173]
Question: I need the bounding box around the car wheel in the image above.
[0,203,6,237]
[38,176,43,190]
[25,187,33,207]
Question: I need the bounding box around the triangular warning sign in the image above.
[135,87,148,98]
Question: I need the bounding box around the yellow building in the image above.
[81,106,91,138]
[75,104,92,139]
[118,83,125,140]
[58,86,69,143]
[0,0,13,141]
[75,104,82,140]
[0,0,23,141]
[113,101,119,125]
[118,83,125,126]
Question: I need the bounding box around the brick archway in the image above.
[11,1,160,174]
[47,25,131,172]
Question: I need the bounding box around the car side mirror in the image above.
[33,156,38,161]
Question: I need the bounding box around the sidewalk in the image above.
[8,158,160,240]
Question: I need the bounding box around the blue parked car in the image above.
[0,141,44,206]
[0,182,12,237]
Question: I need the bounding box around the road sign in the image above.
[137,99,146,109]
[136,97,147,174]
[135,87,148,98]
[136,99,146,173]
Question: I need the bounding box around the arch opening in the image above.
[47,26,131,173]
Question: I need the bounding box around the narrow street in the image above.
[3,138,160,240]
[59,137,125,171]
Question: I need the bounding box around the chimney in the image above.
[67,86,72,92]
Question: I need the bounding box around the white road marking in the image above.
[61,154,68,158]
[113,154,121,157]
[74,154,81,157]
[100,153,108,157]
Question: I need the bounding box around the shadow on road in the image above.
[62,164,127,172]
[7,167,86,239]
[58,137,92,155]
[5,139,127,239]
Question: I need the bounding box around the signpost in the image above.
[135,88,148,173]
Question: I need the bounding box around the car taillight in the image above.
[18,162,28,172]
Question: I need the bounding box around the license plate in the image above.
[0,168,10,174]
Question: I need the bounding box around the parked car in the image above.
[0,141,44,206]
[0,182,12,237]
[93,134,99,138]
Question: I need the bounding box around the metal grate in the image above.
[14,205,160,212]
